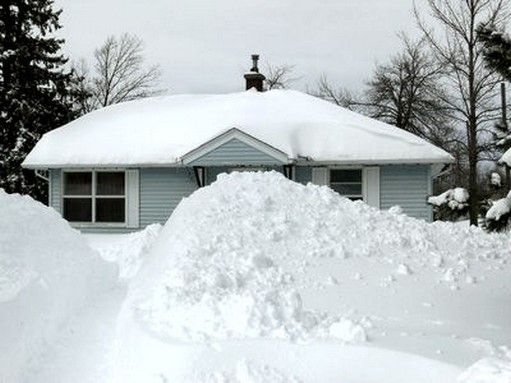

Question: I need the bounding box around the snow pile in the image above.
[86,224,162,280]
[486,191,511,221]
[428,187,469,210]
[0,190,115,382]
[458,357,511,383]
[124,172,510,343]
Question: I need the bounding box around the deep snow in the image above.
[2,172,511,382]
[0,190,116,382]
[23,89,452,167]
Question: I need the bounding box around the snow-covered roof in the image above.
[23,89,453,168]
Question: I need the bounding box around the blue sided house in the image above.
[23,56,453,232]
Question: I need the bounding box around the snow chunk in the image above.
[328,319,367,342]
[458,357,511,383]
[491,172,502,187]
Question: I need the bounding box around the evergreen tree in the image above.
[0,0,77,201]
[477,24,511,82]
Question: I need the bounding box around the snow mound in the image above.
[0,190,115,382]
[123,172,510,343]
[458,357,511,383]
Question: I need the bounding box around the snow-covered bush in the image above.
[485,191,511,232]
[428,187,469,221]
[0,190,115,381]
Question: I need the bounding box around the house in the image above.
[22,55,453,232]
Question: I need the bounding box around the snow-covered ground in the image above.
[1,172,511,382]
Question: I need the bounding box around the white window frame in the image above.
[61,169,128,228]
[329,166,364,201]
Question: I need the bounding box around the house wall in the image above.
[380,165,432,221]
[189,138,286,166]
[289,164,432,221]
[139,168,197,227]
[47,164,433,233]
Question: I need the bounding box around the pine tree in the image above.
[0,0,77,202]
[477,24,511,188]
[477,24,511,82]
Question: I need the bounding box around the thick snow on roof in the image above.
[23,89,453,168]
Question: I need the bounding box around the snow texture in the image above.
[23,90,453,167]
[458,357,511,383]
[0,189,116,382]
[122,172,509,346]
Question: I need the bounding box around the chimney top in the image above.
[250,54,260,72]
[244,54,265,91]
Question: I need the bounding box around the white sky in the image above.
[55,0,423,94]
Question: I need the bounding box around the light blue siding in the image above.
[189,138,286,166]
[139,168,197,227]
[380,165,432,221]
[295,166,312,185]
[49,169,62,213]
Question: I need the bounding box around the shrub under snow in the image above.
[0,190,115,382]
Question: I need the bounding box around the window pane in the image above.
[63,198,92,222]
[96,172,125,195]
[64,172,92,195]
[96,198,125,222]
[330,169,362,183]
[331,183,362,195]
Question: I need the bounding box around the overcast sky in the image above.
[55,0,424,94]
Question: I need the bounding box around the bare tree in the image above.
[362,35,457,150]
[415,0,508,225]
[75,34,162,113]
[311,74,359,109]
[264,63,299,89]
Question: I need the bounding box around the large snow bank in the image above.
[0,190,115,382]
[123,172,510,346]
[23,90,452,167]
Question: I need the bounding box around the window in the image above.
[330,169,363,201]
[63,171,126,224]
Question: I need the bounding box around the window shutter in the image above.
[311,167,329,186]
[126,169,140,228]
[363,166,380,208]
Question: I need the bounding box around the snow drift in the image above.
[0,190,115,382]
[122,171,510,345]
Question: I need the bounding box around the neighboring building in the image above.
[23,55,453,232]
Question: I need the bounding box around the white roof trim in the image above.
[181,128,291,165]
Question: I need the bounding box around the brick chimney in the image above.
[244,54,266,91]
